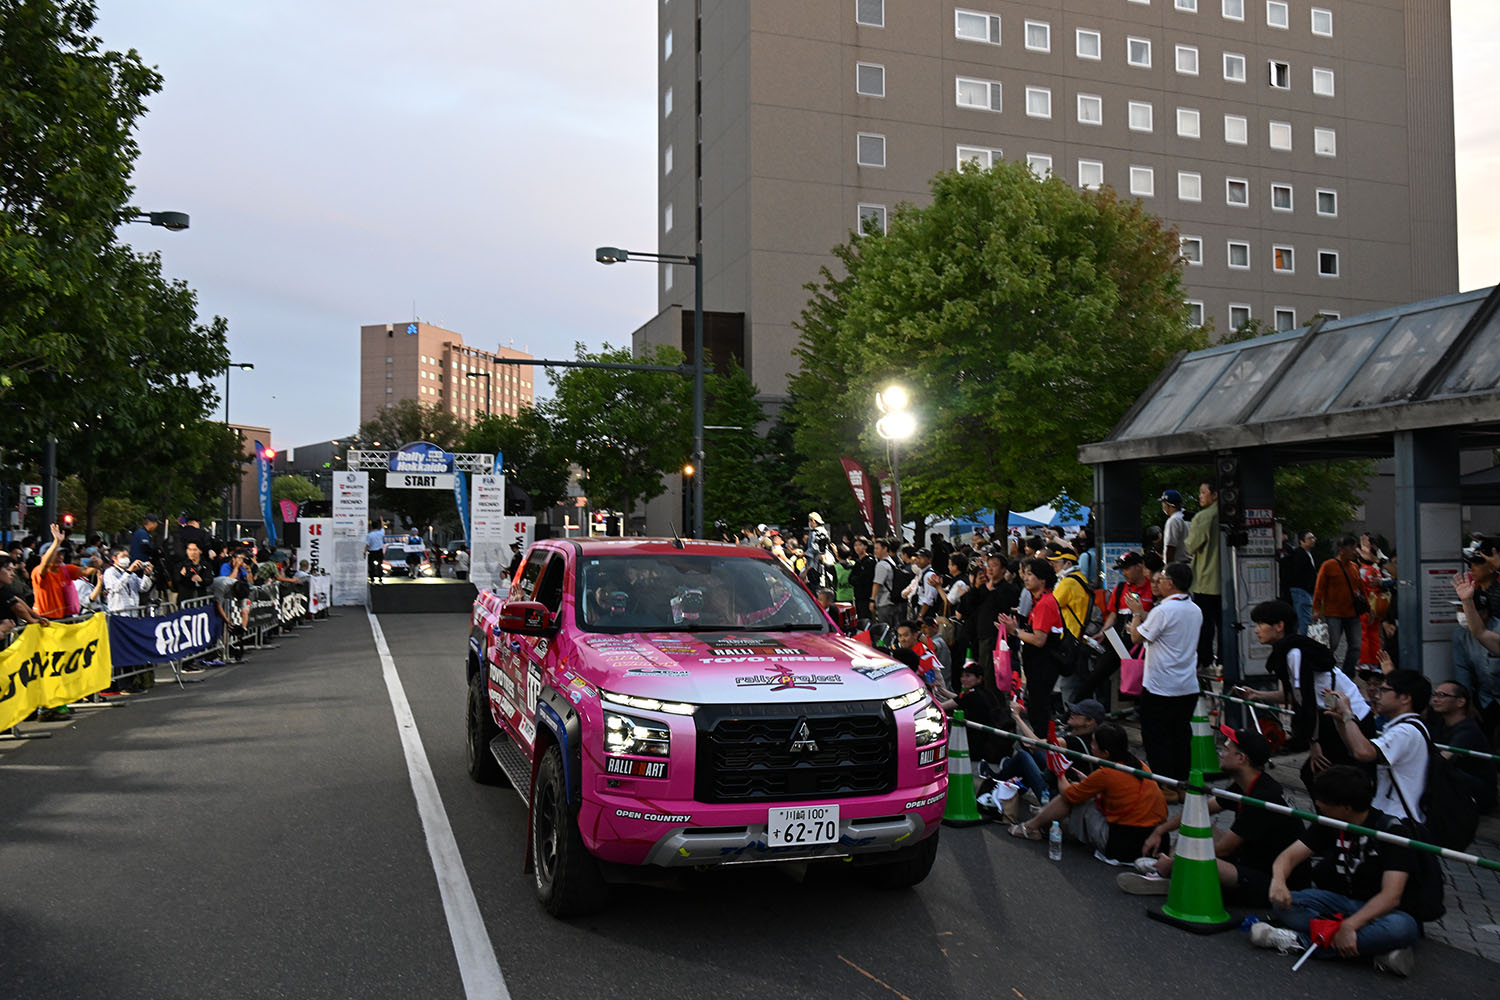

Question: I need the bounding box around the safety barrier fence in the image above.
[1209,689,1500,764]
[1,580,327,740]
[961,717,1500,875]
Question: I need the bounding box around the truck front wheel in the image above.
[532,745,608,916]
[862,828,940,890]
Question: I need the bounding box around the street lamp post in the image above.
[223,361,254,531]
[596,245,704,540]
[465,370,492,417]
[875,385,916,543]
[127,209,190,231]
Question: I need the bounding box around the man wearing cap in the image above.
[1119,726,1306,902]
[1048,543,1091,641]
[913,548,942,618]
[130,514,160,566]
[1161,490,1189,565]
[1076,551,1154,710]
[806,512,828,562]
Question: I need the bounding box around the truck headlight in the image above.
[603,710,671,757]
[913,702,945,747]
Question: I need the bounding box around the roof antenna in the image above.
[669,522,685,549]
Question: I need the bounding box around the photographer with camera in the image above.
[101,546,154,613]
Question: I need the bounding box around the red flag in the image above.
[1046,719,1070,776]
[839,458,877,535]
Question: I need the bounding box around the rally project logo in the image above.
[733,663,843,692]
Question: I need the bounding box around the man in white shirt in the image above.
[871,537,898,627]
[1160,490,1189,564]
[1331,669,1432,823]
[1128,561,1203,789]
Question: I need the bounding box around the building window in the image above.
[857,62,886,97]
[1312,67,1335,96]
[1130,166,1155,197]
[1178,171,1202,201]
[956,77,1003,112]
[1177,0,1198,11]
[664,29,673,59]
[1076,28,1101,59]
[1273,245,1295,272]
[1269,120,1292,150]
[1025,20,1050,52]
[857,132,886,166]
[664,203,673,233]
[955,9,1001,44]
[1316,310,1341,321]
[1078,159,1104,190]
[1224,52,1246,83]
[1077,93,1103,125]
[1027,153,1053,177]
[1316,188,1338,216]
[664,144,673,175]
[957,145,1003,169]
[1271,183,1293,211]
[1226,178,1249,206]
[1318,250,1340,277]
[1228,241,1250,268]
[386,371,393,379]
[1223,0,1245,20]
[1230,304,1252,329]
[1127,37,1152,68]
[1181,236,1203,265]
[1026,86,1052,118]
[1176,45,1199,75]
[856,0,884,28]
[1128,100,1153,132]
[1314,127,1337,156]
[664,87,673,117]
[664,264,673,291]
[1266,1,1289,28]
[1224,114,1248,145]
[1311,7,1333,36]
[1274,308,1297,331]
[1187,301,1205,326]
[857,203,887,234]
[1269,60,1289,89]
[1177,107,1201,138]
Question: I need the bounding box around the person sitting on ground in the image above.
[997,698,1105,805]
[938,662,1007,767]
[1241,599,1375,787]
[1254,765,1430,977]
[1118,726,1307,901]
[1425,680,1497,814]
[1008,722,1168,864]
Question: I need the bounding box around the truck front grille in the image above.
[694,701,896,803]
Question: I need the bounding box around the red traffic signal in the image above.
[264,448,277,461]
[60,513,75,528]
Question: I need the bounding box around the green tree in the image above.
[461,406,572,511]
[786,160,1206,529]
[272,475,324,504]
[356,399,468,531]
[548,343,691,516]
[700,359,783,533]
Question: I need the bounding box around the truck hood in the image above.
[572,630,923,706]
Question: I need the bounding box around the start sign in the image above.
[386,472,456,490]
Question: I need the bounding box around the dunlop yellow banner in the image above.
[0,615,112,731]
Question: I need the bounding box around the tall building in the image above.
[359,321,535,428]
[654,0,1459,401]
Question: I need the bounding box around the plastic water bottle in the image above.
[1048,821,1063,862]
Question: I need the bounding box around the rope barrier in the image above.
[962,717,1500,874]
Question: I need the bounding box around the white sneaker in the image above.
[1132,856,1160,875]
[1249,922,1302,954]
[1373,947,1415,977]
[1116,871,1170,895]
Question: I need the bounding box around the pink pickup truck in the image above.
[465,537,949,916]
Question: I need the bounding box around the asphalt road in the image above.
[2,611,1493,999]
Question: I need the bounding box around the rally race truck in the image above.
[464,537,949,916]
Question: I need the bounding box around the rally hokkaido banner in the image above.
[0,616,113,731]
[839,457,876,536]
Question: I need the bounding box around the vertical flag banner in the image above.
[839,457,877,535]
[453,469,471,542]
[879,478,896,538]
[492,449,504,476]
[255,440,277,546]
[279,500,300,524]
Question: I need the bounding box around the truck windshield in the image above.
[576,554,828,633]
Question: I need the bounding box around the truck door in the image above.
[492,549,548,742]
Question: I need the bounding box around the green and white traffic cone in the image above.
[941,710,984,827]
[1189,694,1220,778]
[1148,769,1234,934]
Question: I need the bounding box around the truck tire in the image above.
[465,671,507,785]
[862,829,940,890]
[532,745,608,917]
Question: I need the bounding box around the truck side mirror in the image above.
[498,600,556,635]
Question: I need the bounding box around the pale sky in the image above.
[97,1,1500,451]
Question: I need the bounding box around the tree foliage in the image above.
[700,358,782,533]
[785,160,1206,527]
[547,343,692,515]
[461,407,572,511]
[272,475,324,505]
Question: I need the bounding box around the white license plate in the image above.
[766,804,840,847]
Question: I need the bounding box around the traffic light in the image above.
[264,448,277,461]
[60,512,74,529]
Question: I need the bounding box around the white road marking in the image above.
[368,610,510,1000]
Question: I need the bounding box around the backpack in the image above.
[1390,718,1480,852]
[1064,570,1105,637]
[889,557,915,601]
[1371,813,1446,923]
